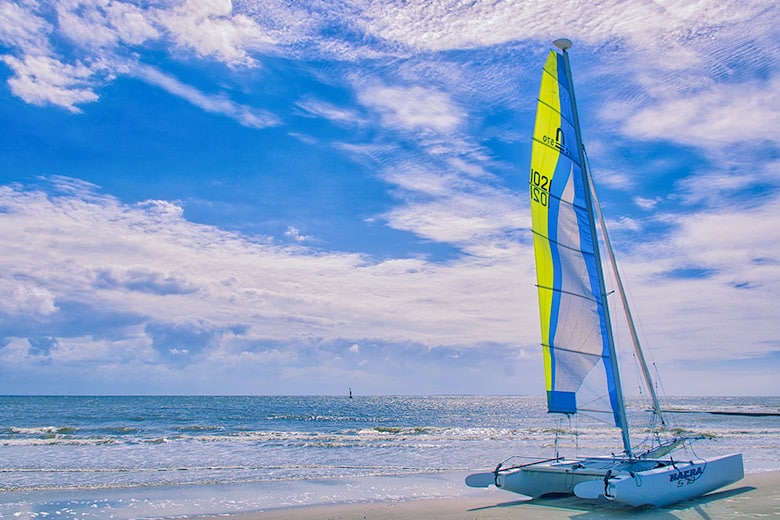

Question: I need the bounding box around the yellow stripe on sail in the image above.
[530,50,563,394]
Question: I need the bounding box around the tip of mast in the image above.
[553,38,573,51]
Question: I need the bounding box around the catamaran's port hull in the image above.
[495,457,629,498]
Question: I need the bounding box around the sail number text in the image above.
[669,466,704,488]
[529,168,550,207]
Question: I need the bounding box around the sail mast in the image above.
[554,38,632,456]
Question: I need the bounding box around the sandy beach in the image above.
[213,470,780,519]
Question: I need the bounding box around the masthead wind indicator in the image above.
[553,38,573,51]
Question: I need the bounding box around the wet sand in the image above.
[211,470,779,519]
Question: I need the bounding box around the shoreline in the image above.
[199,470,778,520]
[2,469,777,518]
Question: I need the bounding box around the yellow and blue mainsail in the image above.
[529,49,626,435]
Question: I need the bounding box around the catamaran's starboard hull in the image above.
[574,453,744,507]
[497,464,603,497]
[467,457,633,497]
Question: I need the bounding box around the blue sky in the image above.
[0,0,778,396]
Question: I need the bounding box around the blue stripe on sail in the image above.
[556,55,574,124]
[548,390,576,414]
[546,129,576,414]
[571,147,623,430]
[546,167,563,400]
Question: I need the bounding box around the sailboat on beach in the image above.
[465,39,743,508]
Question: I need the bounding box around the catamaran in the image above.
[465,39,744,508]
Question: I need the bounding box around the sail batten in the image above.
[535,286,600,305]
[530,232,599,261]
[543,344,603,359]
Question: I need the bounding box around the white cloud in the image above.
[355,0,774,73]
[52,0,271,65]
[55,0,158,49]
[633,197,661,211]
[1,175,777,394]
[668,200,780,275]
[0,179,534,355]
[380,163,456,198]
[0,279,57,317]
[296,98,365,126]
[383,189,524,248]
[0,0,276,113]
[133,63,279,128]
[0,54,101,112]
[611,194,780,365]
[104,1,160,45]
[375,155,524,251]
[284,226,311,243]
[356,0,535,52]
[613,76,780,149]
[0,1,52,53]
[1,0,776,145]
[154,0,274,67]
[358,83,463,134]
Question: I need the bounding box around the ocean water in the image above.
[1,395,779,518]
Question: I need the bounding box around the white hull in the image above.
[467,453,744,507]
[496,458,618,497]
[575,453,744,507]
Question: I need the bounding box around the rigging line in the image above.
[578,393,619,410]
[584,150,667,430]
[573,414,579,457]
[606,233,666,404]
[617,312,649,403]
[625,287,673,422]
